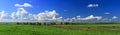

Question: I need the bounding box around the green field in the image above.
[0,23,120,35]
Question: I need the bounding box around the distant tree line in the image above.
[16,22,82,25]
[16,22,120,25]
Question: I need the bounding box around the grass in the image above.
[0,23,120,35]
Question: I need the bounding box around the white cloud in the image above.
[11,12,15,19]
[56,16,63,22]
[112,16,118,19]
[64,18,71,22]
[0,10,8,20]
[15,3,32,7]
[101,16,118,22]
[13,3,62,22]
[36,10,59,21]
[11,8,28,20]
[0,3,118,22]
[104,12,110,14]
[0,9,118,22]
[76,15,102,20]
[88,4,99,7]
[76,16,80,18]
[57,16,62,20]
[28,14,36,20]
[63,15,102,22]
[101,18,112,22]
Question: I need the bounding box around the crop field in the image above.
[0,22,120,35]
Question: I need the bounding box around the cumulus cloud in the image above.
[64,18,71,22]
[11,8,28,20]
[112,16,118,19]
[0,9,118,22]
[12,9,60,21]
[101,18,112,22]
[0,3,118,22]
[76,16,80,18]
[28,14,36,20]
[88,4,99,7]
[76,15,102,20]
[56,16,63,22]
[12,2,62,21]
[12,3,31,21]
[36,10,59,21]
[0,10,8,20]
[63,15,102,22]
[11,12,15,19]
[15,3,32,7]
[104,12,110,14]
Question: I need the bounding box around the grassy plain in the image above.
[0,22,120,35]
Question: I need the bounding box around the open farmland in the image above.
[0,22,120,35]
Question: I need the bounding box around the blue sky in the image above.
[0,0,119,22]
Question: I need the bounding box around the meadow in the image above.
[0,22,120,35]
